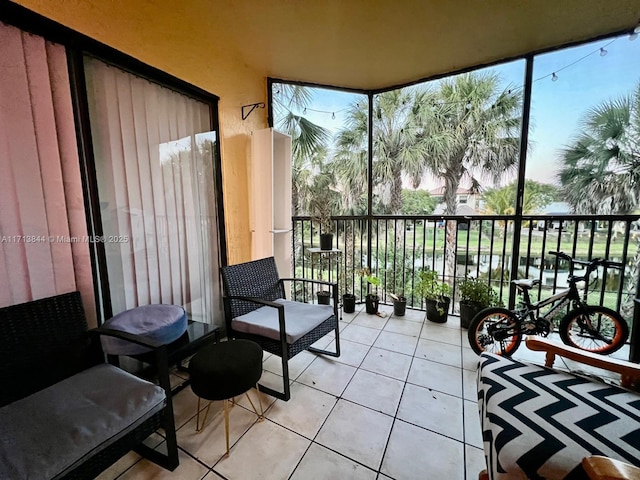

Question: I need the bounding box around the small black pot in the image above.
[319,233,334,250]
[365,294,379,314]
[425,296,450,323]
[459,301,485,329]
[342,293,356,313]
[393,296,407,316]
[317,290,331,305]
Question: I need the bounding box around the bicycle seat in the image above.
[511,279,540,290]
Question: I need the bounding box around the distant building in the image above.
[429,186,478,212]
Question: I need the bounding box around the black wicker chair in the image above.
[0,291,179,479]
[221,256,340,401]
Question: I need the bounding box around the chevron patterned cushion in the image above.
[478,353,640,480]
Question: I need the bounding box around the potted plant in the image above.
[415,268,451,323]
[458,276,501,329]
[389,293,407,316]
[339,267,356,313]
[309,178,336,251]
[358,268,381,315]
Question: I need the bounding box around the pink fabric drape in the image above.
[0,23,96,326]
[84,58,223,326]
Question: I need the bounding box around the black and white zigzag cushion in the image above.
[478,353,640,480]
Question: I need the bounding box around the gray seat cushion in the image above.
[232,299,334,343]
[0,363,165,480]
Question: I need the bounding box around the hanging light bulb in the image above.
[551,72,558,82]
[631,25,640,41]
[332,112,336,119]
[303,107,307,114]
[599,47,608,56]
[465,101,472,110]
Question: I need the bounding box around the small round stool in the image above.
[100,304,187,355]
[189,340,264,456]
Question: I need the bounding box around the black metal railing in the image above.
[290,214,640,325]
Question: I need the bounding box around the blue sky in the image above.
[279,32,640,189]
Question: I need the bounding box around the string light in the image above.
[281,36,621,117]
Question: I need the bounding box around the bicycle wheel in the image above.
[559,306,629,354]
[468,307,522,356]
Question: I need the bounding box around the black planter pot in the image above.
[425,296,450,323]
[342,293,356,313]
[319,233,334,250]
[459,301,485,329]
[393,296,407,316]
[317,290,331,305]
[365,294,379,314]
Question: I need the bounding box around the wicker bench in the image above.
[0,291,179,479]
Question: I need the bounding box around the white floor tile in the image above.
[463,368,478,401]
[465,445,487,480]
[316,400,393,470]
[343,369,404,416]
[383,318,423,337]
[373,330,419,356]
[397,383,463,441]
[328,338,371,367]
[262,350,316,379]
[360,347,413,381]
[415,338,462,368]
[398,308,426,323]
[351,312,388,329]
[407,357,463,397]
[462,347,480,371]
[176,400,259,466]
[297,356,357,396]
[464,400,483,448]
[116,448,209,480]
[290,443,377,480]
[420,324,463,346]
[340,324,383,345]
[381,420,464,480]
[214,420,310,480]
[266,382,337,438]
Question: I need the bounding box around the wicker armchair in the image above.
[0,291,179,479]
[221,256,341,401]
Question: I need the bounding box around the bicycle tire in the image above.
[467,307,522,356]
[559,305,629,354]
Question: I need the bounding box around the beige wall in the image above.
[13,0,265,264]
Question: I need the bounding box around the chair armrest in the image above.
[90,327,173,396]
[224,295,283,309]
[280,277,337,288]
[525,337,640,389]
[582,455,640,479]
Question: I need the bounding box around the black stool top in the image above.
[189,340,263,401]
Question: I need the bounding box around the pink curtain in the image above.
[84,58,223,326]
[0,23,96,326]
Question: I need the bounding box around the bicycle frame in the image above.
[515,280,584,331]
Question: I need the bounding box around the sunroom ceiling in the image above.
[216,0,640,90]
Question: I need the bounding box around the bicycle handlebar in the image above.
[548,251,624,269]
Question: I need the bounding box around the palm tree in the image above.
[333,90,434,215]
[558,83,640,317]
[559,84,640,215]
[272,84,331,216]
[418,72,523,280]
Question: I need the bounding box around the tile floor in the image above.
[97,305,630,480]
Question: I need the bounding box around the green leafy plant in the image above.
[415,268,450,314]
[358,267,381,295]
[458,276,501,308]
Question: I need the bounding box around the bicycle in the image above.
[468,251,629,356]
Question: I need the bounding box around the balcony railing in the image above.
[290,214,640,325]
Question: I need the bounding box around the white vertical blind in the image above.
[0,22,95,325]
[84,57,222,325]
